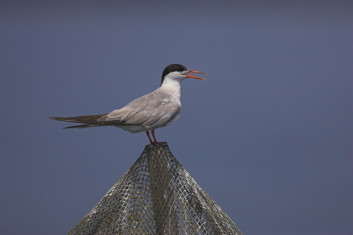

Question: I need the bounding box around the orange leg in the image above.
[146,131,153,144]
[151,130,158,144]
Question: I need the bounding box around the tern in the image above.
[50,64,206,144]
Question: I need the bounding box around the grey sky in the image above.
[1,1,352,234]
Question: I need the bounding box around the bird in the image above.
[50,64,206,144]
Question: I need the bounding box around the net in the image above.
[69,143,242,235]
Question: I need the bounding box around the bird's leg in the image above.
[146,131,153,144]
[151,130,158,144]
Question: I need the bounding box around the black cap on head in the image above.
[161,64,188,85]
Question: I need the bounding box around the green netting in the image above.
[69,143,242,235]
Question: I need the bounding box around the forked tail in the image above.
[50,114,107,128]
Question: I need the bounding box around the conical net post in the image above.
[69,143,242,235]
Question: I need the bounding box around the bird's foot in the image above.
[151,141,167,145]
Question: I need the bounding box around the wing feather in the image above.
[98,90,180,128]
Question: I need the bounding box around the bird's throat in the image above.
[160,79,182,101]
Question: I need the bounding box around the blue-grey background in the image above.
[1,1,352,234]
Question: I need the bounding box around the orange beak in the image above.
[184,70,207,80]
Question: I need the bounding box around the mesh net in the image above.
[69,143,242,235]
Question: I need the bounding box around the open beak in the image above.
[184,70,207,80]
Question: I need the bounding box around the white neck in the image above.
[160,78,182,101]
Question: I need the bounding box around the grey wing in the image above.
[98,91,181,128]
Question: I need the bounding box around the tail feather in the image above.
[50,114,107,123]
[63,124,100,129]
[50,114,108,128]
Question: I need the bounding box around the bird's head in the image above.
[161,64,206,86]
